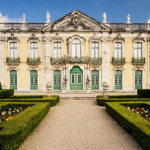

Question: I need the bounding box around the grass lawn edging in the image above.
[105,101,150,150]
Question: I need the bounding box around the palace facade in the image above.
[0,10,150,92]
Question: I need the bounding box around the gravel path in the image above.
[19,100,142,150]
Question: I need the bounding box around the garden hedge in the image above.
[0,89,14,99]
[105,101,150,150]
[138,89,150,98]
[12,95,45,99]
[0,95,60,107]
[97,97,150,106]
[0,102,51,150]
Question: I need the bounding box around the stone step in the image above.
[61,97,96,100]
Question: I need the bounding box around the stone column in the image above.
[148,37,150,88]
[101,36,110,89]
[0,37,5,87]
[42,37,51,91]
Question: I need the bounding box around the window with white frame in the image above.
[134,42,142,58]
[30,42,38,58]
[72,38,81,58]
[53,42,61,58]
[10,42,17,58]
[91,42,99,58]
[114,42,122,58]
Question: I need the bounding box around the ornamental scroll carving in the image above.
[133,33,145,42]
[113,33,125,42]
[27,34,40,42]
[7,33,20,42]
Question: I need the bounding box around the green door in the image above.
[53,70,61,90]
[135,70,142,89]
[70,66,83,90]
[115,70,122,89]
[10,70,17,90]
[91,70,99,90]
[30,70,38,90]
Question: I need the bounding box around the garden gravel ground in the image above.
[19,100,142,150]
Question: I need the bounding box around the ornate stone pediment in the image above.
[132,64,145,70]
[42,10,110,31]
[7,33,20,42]
[112,64,125,70]
[113,33,125,42]
[27,34,40,42]
[133,33,145,42]
[89,33,102,42]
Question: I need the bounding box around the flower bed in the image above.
[127,106,150,122]
[0,106,30,122]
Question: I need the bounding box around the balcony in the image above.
[27,57,40,64]
[68,57,82,63]
[112,57,125,64]
[90,57,102,64]
[6,57,20,64]
[132,57,145,64]
[50,57,63,64]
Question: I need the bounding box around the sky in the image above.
[0,0,150,23]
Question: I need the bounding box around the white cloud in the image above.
[2,15,22,23]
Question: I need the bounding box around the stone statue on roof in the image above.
[46,11,51,23]
[102,12,107,23]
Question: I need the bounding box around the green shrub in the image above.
[109,95,139,98]
[105,102,150,149]
[0,82,2,90]
[0,89,14,99]
[13,95,45,99]
[138,89,150,98]
[0,102,51,150]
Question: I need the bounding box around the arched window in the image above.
[91,42,99,58]
[10,42,17,58]
[30,42,38,58]
[134,42,142,58]
[72,38,81,58]
[114,42,122,58]
[53,42,61,58]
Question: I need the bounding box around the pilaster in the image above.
[42,37,51,91]
[101,36,110,88]
[0,37,5,87]
[148,37,150,88]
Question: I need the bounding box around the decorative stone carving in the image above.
[27,64,39,70]
[147,37,150,42]
[90,63,101,70]
[68,35,85,44]
[63,75,68,88]
[27,34,40,42]
[132,64,145,70]
[0,37,5,42]
[89,33,102,42]
[7,63,19,70]
[42,36,51,43]
[102,12,107,23]
[101,36,110,42]
[86,76,90,89]
[127,14,131,24]
[113,33,125,42]
[112,64,125,70]
[71,12,81,28]
[7,33,20,42]
[133,33,145,42]
[50,33,64,42]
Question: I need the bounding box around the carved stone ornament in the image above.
[27,34,40,42]
[132,64,145,70]
[147,37,150,42]
[7,33,20,42]
[68,35,85,44]
[0,37,5,42]
[7,63,19,70]
[133,33,145,42]
[90,63,101,70]
[53,64,61,70]
[101,36,110,42]
[27,64,39,70]
[89,33,102,42]
[51,33,64,42]
[113,33,125,42]
[42,36,51,42]
[112,64,125,70]
[71,12,81,28]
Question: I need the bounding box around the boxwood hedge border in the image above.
[105,101,150,150]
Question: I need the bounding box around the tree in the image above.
[0,82,2,90]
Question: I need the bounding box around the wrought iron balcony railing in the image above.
[112,57,125,64]
[6,57,20,64]
[50,57,63,64]
[132,57,145,64]
[27,57,40,64]
[90,57,102,64]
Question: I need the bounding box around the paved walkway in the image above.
[19,100,141,150]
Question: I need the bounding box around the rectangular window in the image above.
[71,74,75,84]
[115,70,122,89]
[91,42,99,58]
[10,42,17,58]
[134,42,142,59]
[30,42,38,58]
[114,42,122,58]
[135,70,142,89]
[10,70,17,90]
[77,74,82,84]
[54,42,61,58]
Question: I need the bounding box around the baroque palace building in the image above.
[0,10,150,92]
